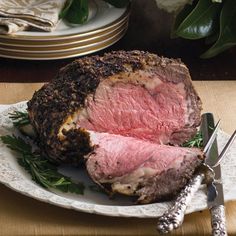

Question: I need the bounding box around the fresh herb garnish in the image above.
[9,111,36,138]
[182,131,203,148]
[9,111,30,128]
[0,135,85,194]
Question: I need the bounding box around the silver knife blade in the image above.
[201,113,227,235]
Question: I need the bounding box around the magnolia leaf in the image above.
[175,0,221,39]
[172,1,197,38]
[201,0,236,58]
[205,32,219,45]
[64,0,89,24]
[59,0,73,19]
[103,0,130,8]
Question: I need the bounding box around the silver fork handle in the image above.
[211,205,228,236]
[156,173,204,234]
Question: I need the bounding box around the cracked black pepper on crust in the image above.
[27,50,201,164]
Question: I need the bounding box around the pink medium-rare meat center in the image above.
[86,132,199,181]
[77,78,186,144]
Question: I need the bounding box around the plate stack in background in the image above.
[0,1,130,60]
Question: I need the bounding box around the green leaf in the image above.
[201,0,236,58]
[175,0,221,39]
[64,0,89,24]
[172,1,197,38]
[205,31,219,45]
[59,0,73,19]
[103,0,130,8]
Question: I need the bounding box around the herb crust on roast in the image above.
[28,50,203,203]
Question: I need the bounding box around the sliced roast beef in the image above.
[27,50,203,202]
[86,131,203,203]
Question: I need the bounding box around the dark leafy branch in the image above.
[173,0,236,58]
[103,0,130,8]
[60,0,89,24]
[201,0,236,58]
[60,0,130,24]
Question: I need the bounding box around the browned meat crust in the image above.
[136,156,203,203]
[27,50,202,164]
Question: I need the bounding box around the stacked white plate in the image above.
[0,0,130,60]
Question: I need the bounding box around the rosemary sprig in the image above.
[9,111,36,138]
[0,135,85,194]
[9,111,30,128]
[182,131,203,148]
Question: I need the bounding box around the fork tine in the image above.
[203,119,221,154]
[213,129,236,167]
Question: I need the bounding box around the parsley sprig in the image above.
[182,131,203,148]
[0,135,84,194]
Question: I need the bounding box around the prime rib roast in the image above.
[27,50,203,203]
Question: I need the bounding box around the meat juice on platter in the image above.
[27,50,203,204]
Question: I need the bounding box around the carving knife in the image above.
[201,113,227,236]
